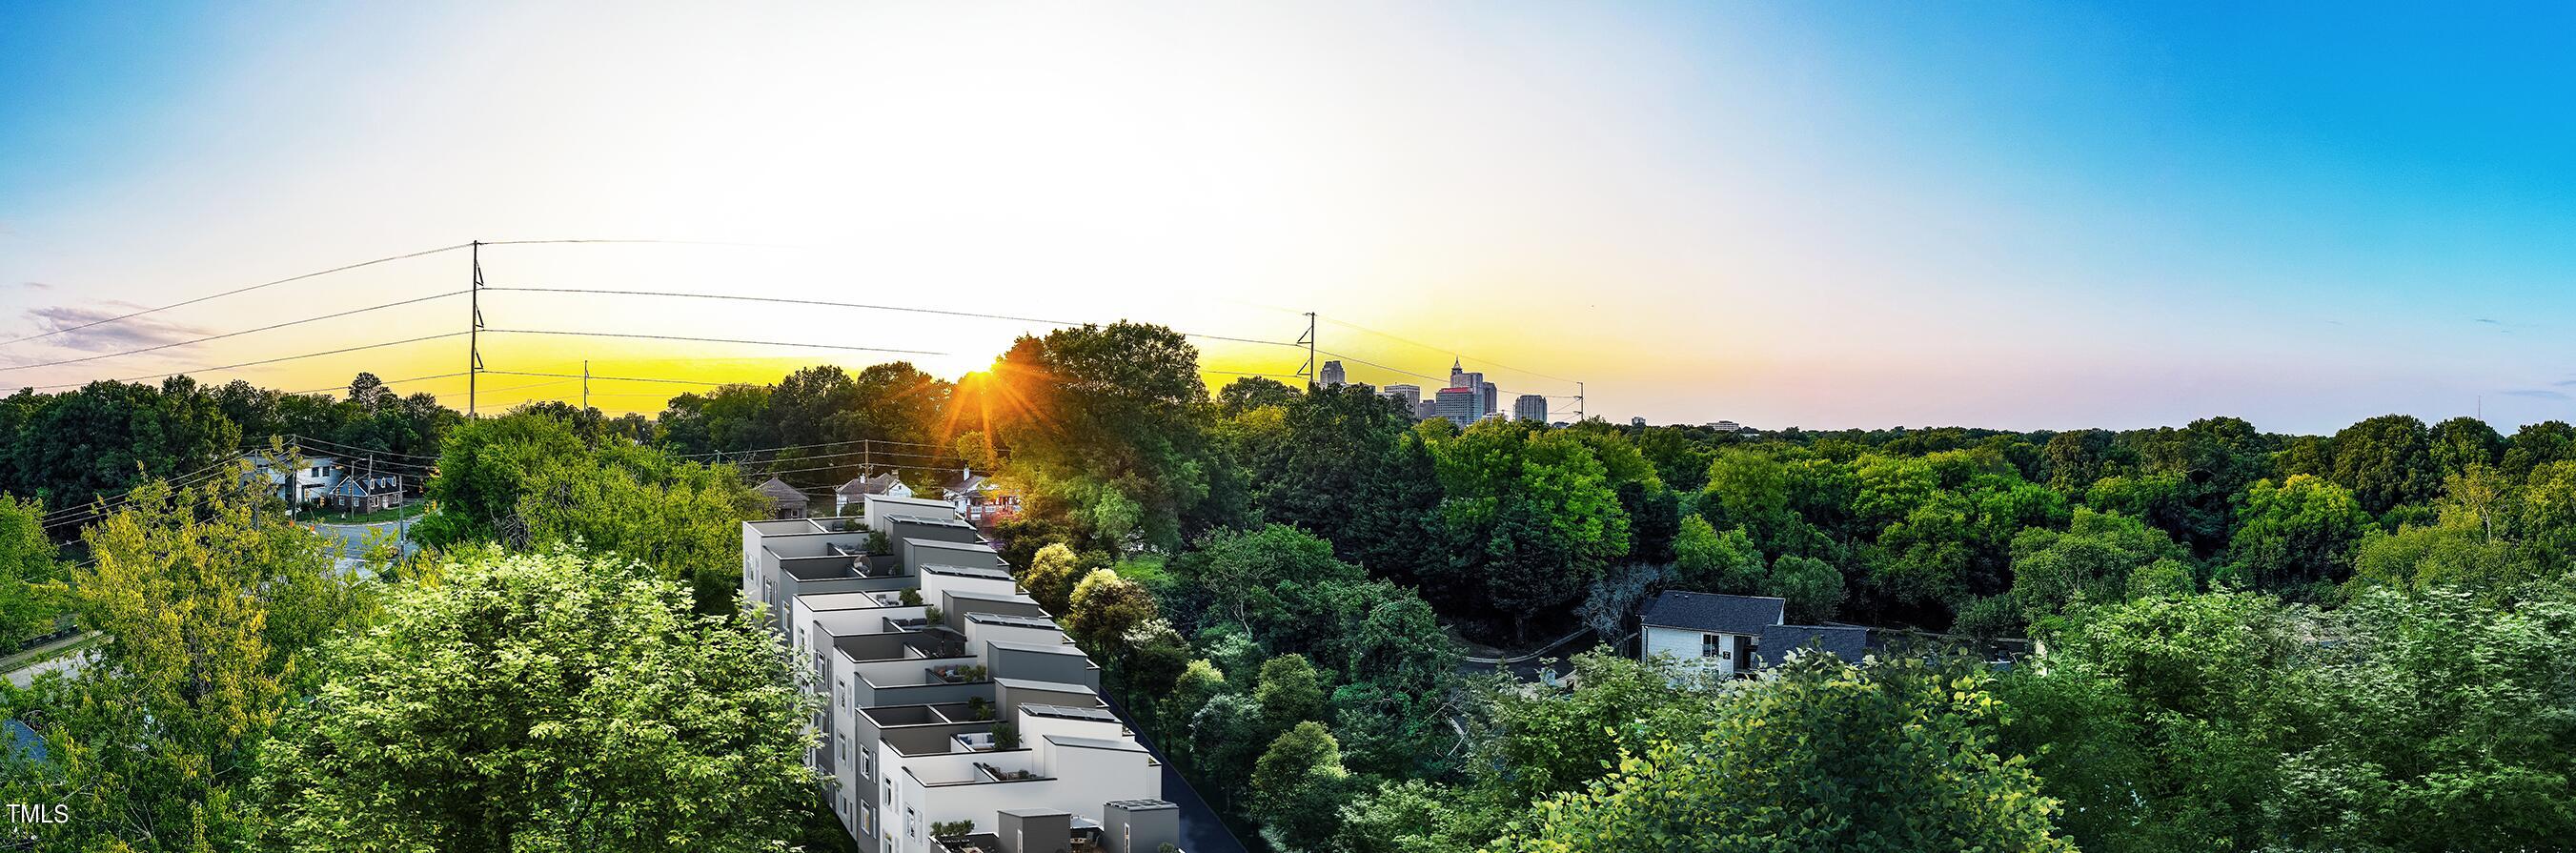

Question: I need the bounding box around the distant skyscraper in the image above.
[1319,360,1346,387]
[1481,381,1499,415]
[1514,394,1548,422]
[1384,383,1422,412]
[1414,398,1438,420]
[1435,387,1482,427]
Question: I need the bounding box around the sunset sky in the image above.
[4,3,2574,433]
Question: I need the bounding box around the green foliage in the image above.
[0,475,375,851]
[1995,591,2316,853]
[2324,414,2440,515]
[986,322,1236,553]
[1254,654,1326,732]
[1248,721,1350,846]
[2270,585,2576,850]
[1065,567,1157,649]
[256,548,819,852]
[2226,475,2374,595]
[2000,509,2194,631]
[1491,655,2072,853]
[0,494,63,649]
[1427,423,1632,640]
[1760,554,1843,624]
[1671,515,1765,594]
[496,428,765,613]
[1020,542,1088,613]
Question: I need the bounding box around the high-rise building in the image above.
[1319,360,1346,387]
[1481,381,1499,415]
[1435,387,1482,427]
[1384,383,1422,412]
[1414,398,1438,420]
[1514,394,1549,422]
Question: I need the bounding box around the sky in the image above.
[1,1,2573,433]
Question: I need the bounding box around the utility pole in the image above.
[1297,312,1317,390]
[468,240,484,417]
[1575,381,1586,422]
[582,360,591,411]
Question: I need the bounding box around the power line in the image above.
[478,369,725,387]
[1314,349,1447,385]
[482,329,943,356]
[281,371,474,396]
[30,332,471,391]
[1319,315,1581,386]
[1,243,471,349]
[478,286,1300,348]
[0,290,470,374]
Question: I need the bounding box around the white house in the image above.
[939,468,1020,526]
[1637,591,1785,677]
[246,453,342,506]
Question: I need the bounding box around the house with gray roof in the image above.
[1637,591,1785,677]
[755,477,810,519]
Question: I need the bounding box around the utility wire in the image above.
[1,244,471,348]
[281,371,474,396]
[30,332,471,391]
[479,286,1300,348]
[1314,349,1448,385]
[1320,315,1581,386]
[478,369,725,387]
[483,329,942,356]
[0,291,469,374]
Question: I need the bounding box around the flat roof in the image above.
[1045,734,1146,753]
[966,613,1058,630]
[1020,703,1118,723]
[988,639,1086,657]
[923,563,1014,580]
[886,514,976,529]
[991,677,1099,695]
[904,538,998,553]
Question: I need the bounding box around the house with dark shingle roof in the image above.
[1637,591,1785,676]
[754,477,810,519]
[833,472,911,515]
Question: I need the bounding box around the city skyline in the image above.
[6,4,2576,433]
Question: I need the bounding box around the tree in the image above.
[1064,568,1156,650]
[979,322,1235,553]
[2225,476,2373,595]
[2427,416,2505,479]
[2325,414,2438,515]
[1671,515,1765,594]
[1019,542,1089,613]
[2502,420,2576,481]
[0,475,374,850]
[1427,423,1631,640]
[2269,585,2576,851]
[345,372,393,412]
[0,495,62,649]
[1492,655,2072,853]
[256,548,821,852]
[1247,721,1350,847]
[511,442,765,614]
[413,413,588,546]
[1994,592,2315,853]
[1760,554,1843,624]
[1253,654,1326,733]
[2003,509,2193,628]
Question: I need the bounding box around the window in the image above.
[905,807,919,840]
[839,733,849,762]
[885,780,894,806]
[1702,634,1732,660]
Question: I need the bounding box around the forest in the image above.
[2,321,2573,852]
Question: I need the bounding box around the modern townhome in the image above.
[743,492,1183,853]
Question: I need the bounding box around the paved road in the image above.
[311,516,423,559]
[1456,628,1610,681]
[7,649,91,687]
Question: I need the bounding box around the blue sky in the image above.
[1,2,2571,432]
